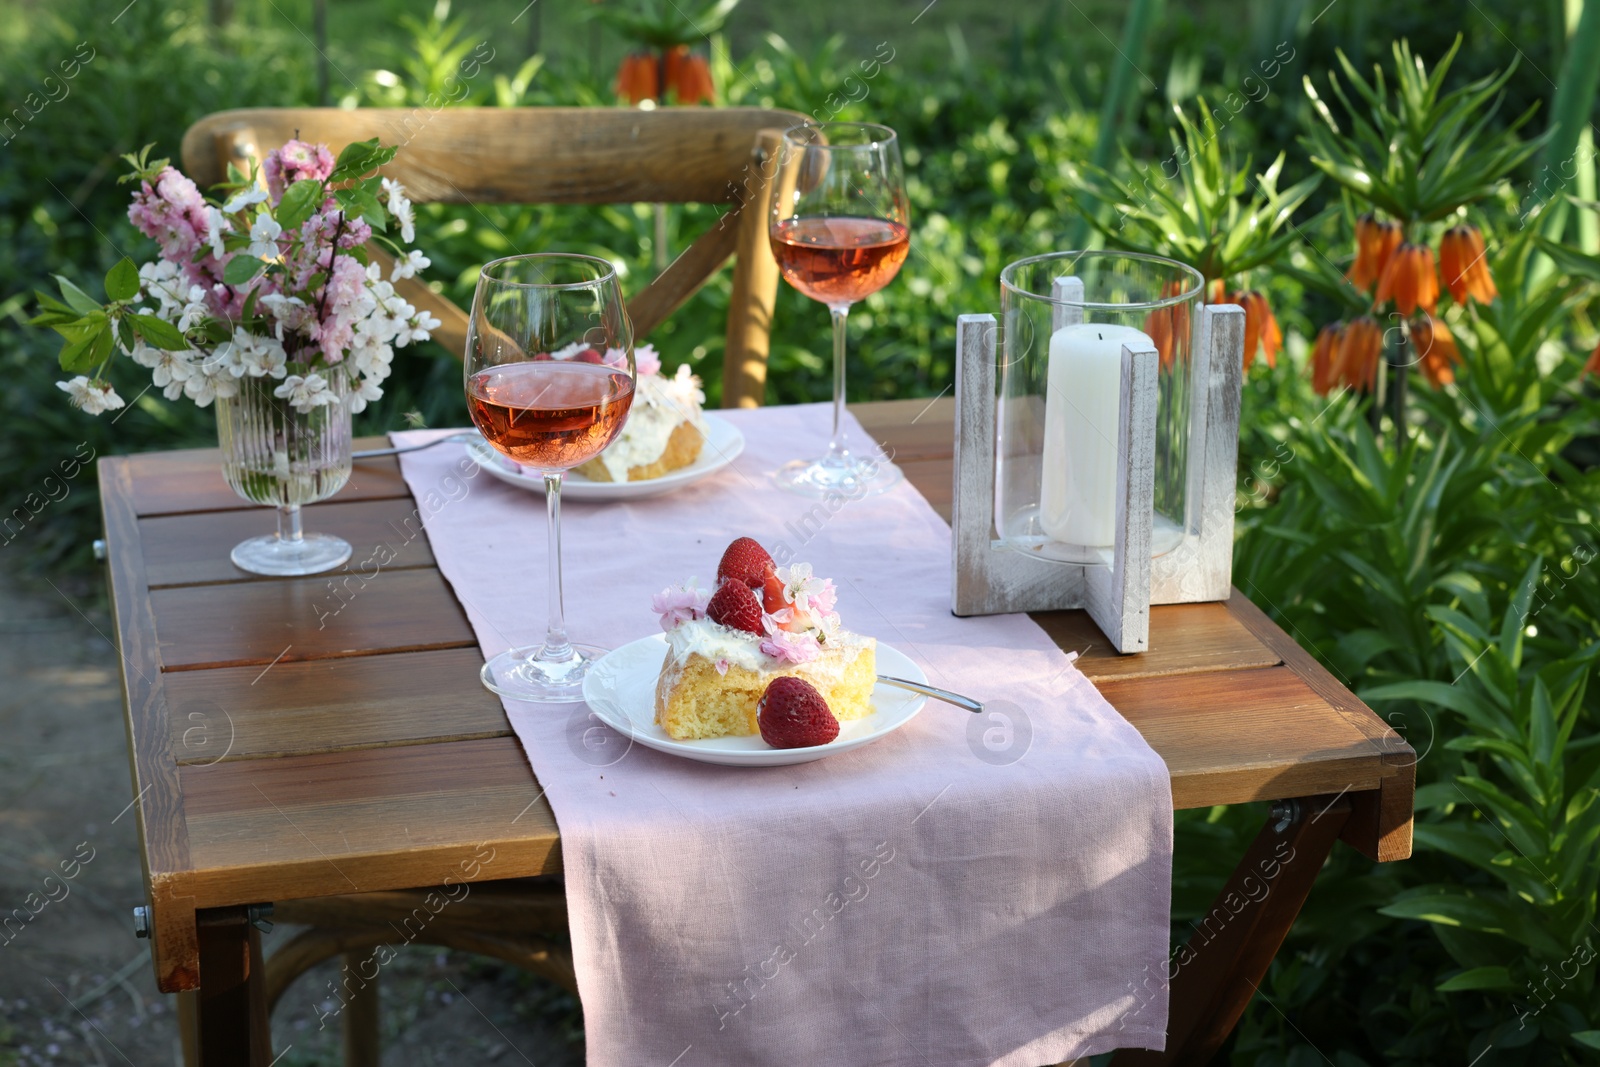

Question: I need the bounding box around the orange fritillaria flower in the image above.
[616,52,659,105]
[1438,225,1497,305]
[1145,279,1194,372]
[1585,339,1600,376]
[1375,242,1440,316]
[664,46,715,105]
[1228,290,1282,371]
[1311,321,1344,395]
[1409,313,1460,387]
[1337,316,1384,390]
[1348,213,1402,291]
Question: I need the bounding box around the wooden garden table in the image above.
[99,398,1414,1065]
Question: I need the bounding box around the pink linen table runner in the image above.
[394,403,1172,1066]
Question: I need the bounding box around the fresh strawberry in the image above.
[758,677,840,749]
[706,579,764,634]
[531,351,553,360]
[760,571,808,631]
[573,347,605,364]
[717,537,775,589]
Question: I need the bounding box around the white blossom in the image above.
[381,177,408,216]
[349,375,384,414]
[177,286,210,333]
[274,373,337,411]
[222,187,269,214]
[395,310,440,348]
[390,249,430,280]
[246,212,284,260]
[184,374,219,407]
[204,206,230,259]
[394,201,416,243]
[57,376,125,415]
[132,341,195,389]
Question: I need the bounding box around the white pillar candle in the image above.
[1040,322,1153,547]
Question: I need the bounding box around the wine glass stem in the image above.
[828,302,851,463]
[278,504,303,545]
[541,471,574,662]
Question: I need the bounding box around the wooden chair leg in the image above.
[194,906,271,1066]
[176,990,199,1067]
[1111,794,1352,1067]
[342,950,382,1067]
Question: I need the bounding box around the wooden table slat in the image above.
[140,496,437,588]
[163,648,509,764]
[152,568,478,671]
[180,737,559,905]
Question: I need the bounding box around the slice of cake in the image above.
[651,537,876,744]
[569,344,708,482]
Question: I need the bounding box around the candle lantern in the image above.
[952,251,1245,653]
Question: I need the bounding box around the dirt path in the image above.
[0,566,583,1066]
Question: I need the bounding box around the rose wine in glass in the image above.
[769,123,910,497]
[465,254,635,702]
[467,362,635,468]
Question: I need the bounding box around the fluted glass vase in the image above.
[216,370,353,576]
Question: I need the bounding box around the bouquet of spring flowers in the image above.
[32,137,440,416]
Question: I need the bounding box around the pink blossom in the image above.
[263,139,335,202]
[651,581,711,631]
[759,622,822,665]
[127,166,209,260]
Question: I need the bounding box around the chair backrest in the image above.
[180,107,808,407]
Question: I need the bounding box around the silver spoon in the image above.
[352,431,481,460]
[876,675,984,714]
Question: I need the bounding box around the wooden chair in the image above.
[180,106,810,408]
[178,105,805,1066]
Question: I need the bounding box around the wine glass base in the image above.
[231,533,352,576]
[481,642,609,703]
[773,455,903,499]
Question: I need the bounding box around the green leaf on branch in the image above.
[130,313,189,352]
[335,186,387,230]
[53,275,102,314]
[330,138,397,182]
[117,318,135,351]
[58,317,112,373]
[223,255,269,286]
[275,179,323,231]
[104,258,141,302]
[1436,966,1513,992]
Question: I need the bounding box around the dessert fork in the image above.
[876,676,983,713]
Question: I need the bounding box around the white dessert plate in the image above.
[464,415,745,501]
[581,634,928,767]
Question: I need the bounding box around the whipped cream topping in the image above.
[596,364,707,482]
[664,616,868,680]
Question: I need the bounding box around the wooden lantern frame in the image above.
[951,281,1245,654]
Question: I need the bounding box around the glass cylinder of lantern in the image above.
[994,251,1202,564]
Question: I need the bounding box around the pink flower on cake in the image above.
[263,139,335,202]
[775,564,839,621]
[760,620,822,664]
[651,580,712,632]
[602,343,659,375]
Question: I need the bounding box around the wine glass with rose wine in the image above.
[465,254,636,701]
[769,122,910,496]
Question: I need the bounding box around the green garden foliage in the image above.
[3,1,1599,1061]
